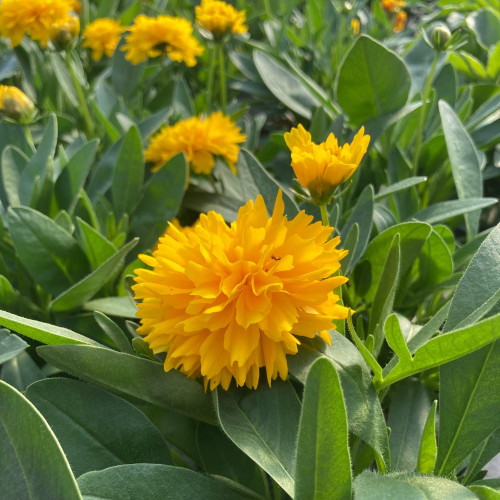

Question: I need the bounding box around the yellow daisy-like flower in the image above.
[82,18,124,61]
[145,112,246,175]
[284,124,370,204]
[195,0,247,38]
[50,12,79,49]
[0,85,35,121]
[133,190,350,390]
[122,14,204,66]
[393,10,407,32]
[0,0,74,47]
[381,0,405,13]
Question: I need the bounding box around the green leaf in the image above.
[341,185,374,273]
[384,314,412,366]
[37,344,216,424]
[295,358,351,500]
[446,223,500,332]
[370,234,400,355]
[374,176,427,202]
[214,381,301,497]
[238,149,299,219]
[0,309,99,346]
[439,100,483,240]
[196,422,267,496]
[353,471,477,499]
[0,329,27,364]
[26,378,172,477]
[50,238,138,311]
[411,198,497,225]
[468,485,500,500]
[435,340,500,476]
[94,311,133,354]
[336,35,411,125]
[463,429,500,485]
[76,217,117,269]
[467,9,500,48]
[84,296,138,318]
[253,50,321,119]
[8,206,89,295]
[377,312,500,389]
[131,153,187,252]
[1,145,28,207]
[358,222,431,304]
[55,140,99,214]
[1,351,45,391]
[417,401,438,474]
[112,38,146,98]
[49,53,79,106]
[288,333,390,472]
[77,464,260,500]
[111,125,144,217]
[388,379,431,471]
[0,380,81,500]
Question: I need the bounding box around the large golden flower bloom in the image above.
[133,191,350,390]
[284,124,370,204]
[145,112,246,175]
[121,14,203,66]
[195,0,247,38]
[0,0,74,47]
[0,85,35,121]
[82,18,124,61]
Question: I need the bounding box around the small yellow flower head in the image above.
[0,0,75,47]
[50,13,80,49]
[0,85,35,121]
[351,18,360,35]
[122,14,204,66]
[284,125,370,204]
[82,18,124,61]
[393,10,407,32]
[133,190,350,391]
[381,0,405,13]
[195,0,247,39]
[145,112,246,175]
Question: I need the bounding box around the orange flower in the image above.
[381,0,405,13]
[393,11,407,32]
[133,190,349,390]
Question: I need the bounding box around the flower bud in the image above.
[0,85,35,122]
[50,14,80,50]
[431,25,451,51]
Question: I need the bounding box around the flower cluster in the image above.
[122,14,204,66]
[82,18,124,61]
[145,112,246,175]
[195,0,247,39]
[285,124,370,204]
[0,85,35,121]
[0,0,75,47]
[393,11,407,32]
[381,0,407,32]
[133,191,350,391]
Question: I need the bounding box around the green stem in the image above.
[218,42,227,113]
[320,203,330,226]
[66,51,93,138]
[263,0,272,19]
[207,43,217,112]
[24,125,35,152]
[413,52,439,175]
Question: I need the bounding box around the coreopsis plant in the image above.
[145,112,246,175]
[195,0,248,39]
[82,18,124,61]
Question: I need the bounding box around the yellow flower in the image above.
[0,85,35,121]
[50,12,79,49]
[393,11,407,32]
[0,0,75,47]
[82,18,124,61]
[284,124,370,204]
[381,0,405,13]
[122,14,204,66]
[195,0,247,38]
[351,18,360,35]
[145,112,246,175]
[133,190,350,390]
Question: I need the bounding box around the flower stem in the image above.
[24,125,35,152]
[412,52,439,175]
[217,42,227,113]
[66,51,93,138]
[320,203,330,226]
[207,43,217,112]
